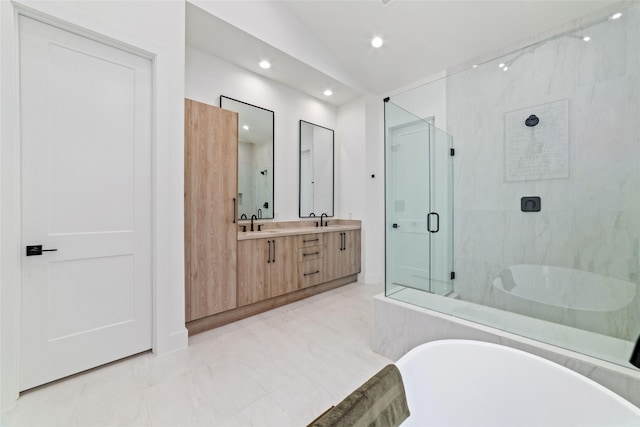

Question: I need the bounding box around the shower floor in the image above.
[386,287,634,368]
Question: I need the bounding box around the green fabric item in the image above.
[308,364,410,427]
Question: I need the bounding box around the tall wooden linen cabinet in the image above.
[184,99,238,322]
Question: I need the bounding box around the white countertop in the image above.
[237,224,360,241]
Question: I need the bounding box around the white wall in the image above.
[335,95,386,285]
[336,98,369,281]
[390,77,447,130]
[1,0,187,412]
[185,46,337,221]
[365,96,386,285]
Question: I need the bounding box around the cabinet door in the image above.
[324,231,343,282]
[325,230,361,281]
[237,239,270,306]
[270,236,298,297]
[343,230,361,276]
[185,99,238,320]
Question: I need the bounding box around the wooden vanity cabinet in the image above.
[297,233,325,288]
[189,225,361,335]
[237,235,297,306]
[325,230,361,282]
[269,236,298,297]
[184,99,238,322]
[236,238,269,306]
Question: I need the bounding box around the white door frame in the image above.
[1,2,187,412]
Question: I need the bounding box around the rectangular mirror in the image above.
[220,96,274,220]
[299,120,334,217]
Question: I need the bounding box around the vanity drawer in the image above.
[297,233,323,248]
[298,259,324,288]
[298,245,323,262]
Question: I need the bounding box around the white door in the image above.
[19,16,153,391]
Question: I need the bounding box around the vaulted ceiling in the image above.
[187,0,620,106]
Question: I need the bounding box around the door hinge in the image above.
[450,148,455,156]
[450,271,456,280]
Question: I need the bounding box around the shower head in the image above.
[260,169,268,175]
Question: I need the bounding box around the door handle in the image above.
[26,245,57,256]
[427,212,440,233]
[233,198,236,224]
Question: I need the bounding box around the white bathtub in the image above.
[492,264,638,339]
[396,340,640,426]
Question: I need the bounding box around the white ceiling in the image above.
[187,0,621,106]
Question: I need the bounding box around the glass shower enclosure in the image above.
[385,100,454,297]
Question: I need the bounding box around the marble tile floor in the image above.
[1,282,391,427]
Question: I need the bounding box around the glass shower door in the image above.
[385,101,453,296]
[429,121,454,295]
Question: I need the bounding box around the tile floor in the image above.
[1,282,391,427]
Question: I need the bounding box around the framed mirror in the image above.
[220,96,274,220]
[299,120,334,217]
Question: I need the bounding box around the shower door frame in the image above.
[384,101,454,297]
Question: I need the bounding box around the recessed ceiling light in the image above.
[323,89,333,96]
[371,36,383,48]
[242,125,249,130]
[610,12,622,20]
[503,66,509,71]
[498,63,505,68]
[259,60,271,69]
[582,36,591,42]
[472,64,478,68]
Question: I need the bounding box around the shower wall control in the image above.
[521,196,541,212]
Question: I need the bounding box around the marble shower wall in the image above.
[446,4,640,314]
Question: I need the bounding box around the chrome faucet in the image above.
[320,213,328,227]
[250,214,257,232]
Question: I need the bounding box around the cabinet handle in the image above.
[341,232,346,251]
[267,240,271,264]
[272,240,276,263]
[303,238,319,243]
[303,251,320,257]
[304,270,320,276]
[233,198,236,224]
